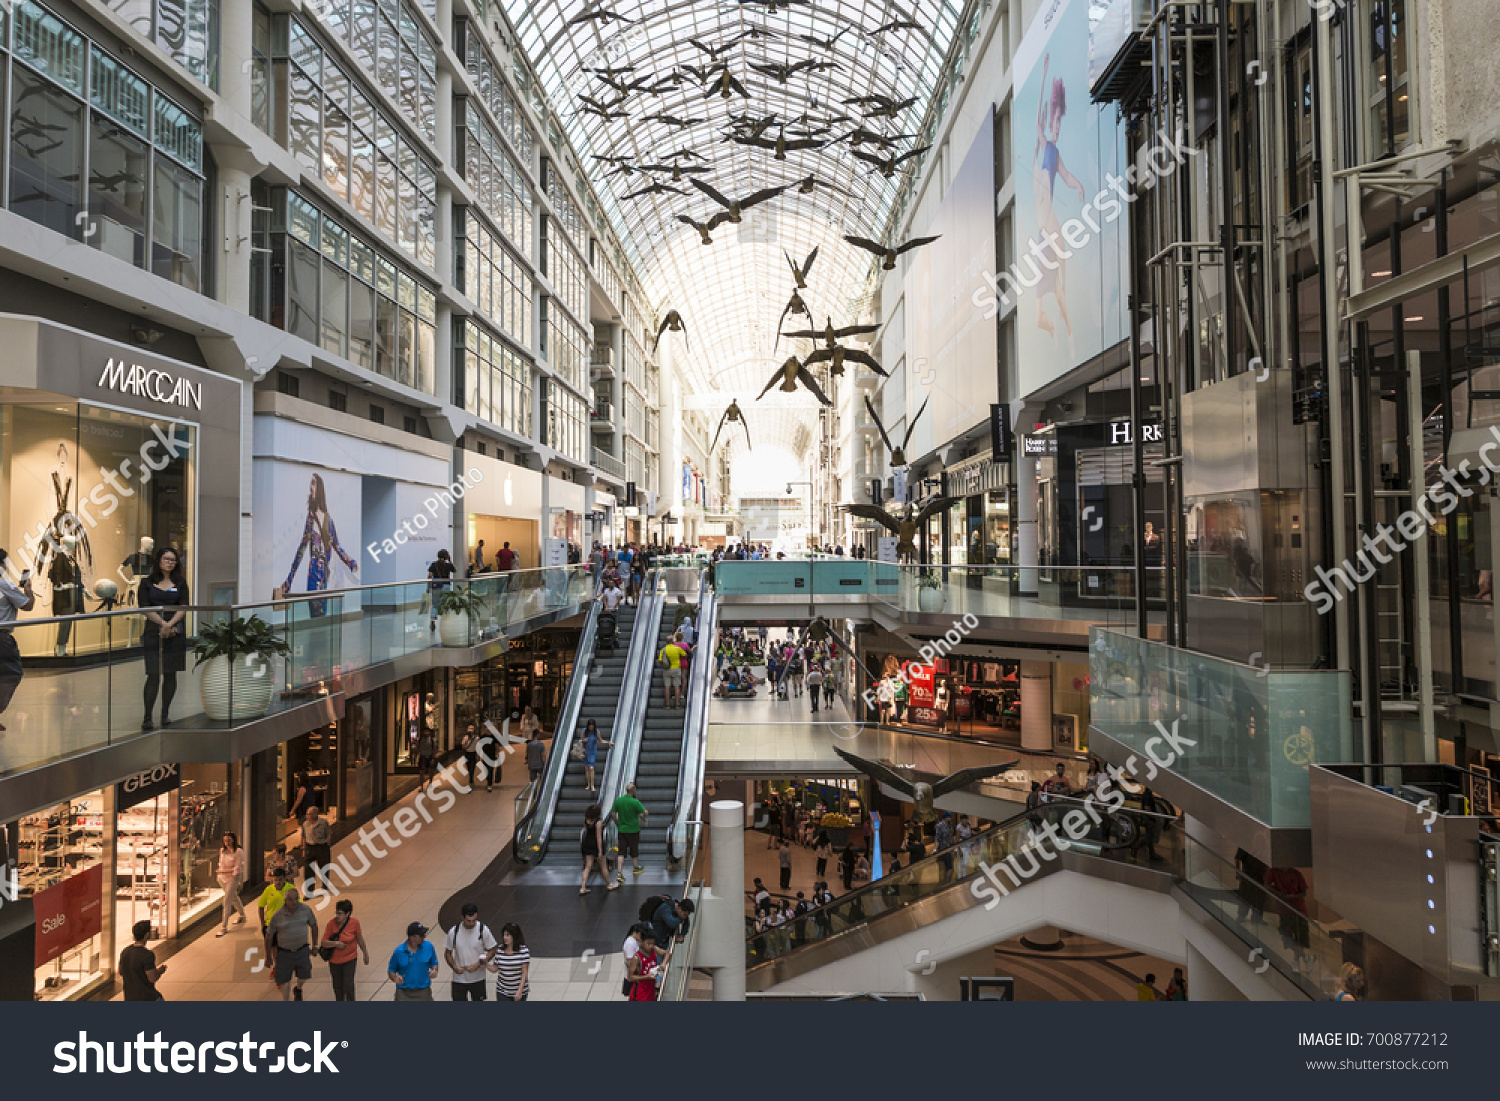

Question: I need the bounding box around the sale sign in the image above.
[33,864,104,967]
[903,663,936,709]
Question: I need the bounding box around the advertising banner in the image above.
[1011,0,1131,398]
[32,864,103,967]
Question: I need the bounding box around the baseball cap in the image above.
[406,921,427,936]
[461,902,479,916]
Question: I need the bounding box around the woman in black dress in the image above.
[140,546,189,729]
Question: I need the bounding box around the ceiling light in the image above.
[1371,269,1391,277]
[1404,315,1424,322]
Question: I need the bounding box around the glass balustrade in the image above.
[0,566,596,779]
[1089,628,1354,827]
[713,561,1161,629]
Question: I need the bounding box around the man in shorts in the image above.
[265,887,319,1001]
[659,633,690,709]
[611,781,649,881]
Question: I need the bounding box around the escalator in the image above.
[549,601,639,852]
[631,604,692,866]
[514,577,662,865]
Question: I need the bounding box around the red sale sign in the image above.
[33,864,103,967]
[903,663,935,708]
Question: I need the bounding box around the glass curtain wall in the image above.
[7,2,205,290]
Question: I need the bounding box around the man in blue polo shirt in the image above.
[388,921,440,1001]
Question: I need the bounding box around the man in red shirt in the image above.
[495,542,517,570]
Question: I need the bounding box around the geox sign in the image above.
[97,358,203,411]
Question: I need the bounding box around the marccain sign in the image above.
[97,358,203,411]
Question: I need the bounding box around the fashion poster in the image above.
[1012,0,1130,396]
[253,463,361,617]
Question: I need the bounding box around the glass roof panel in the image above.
[502,0,965,450]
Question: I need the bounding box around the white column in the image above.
[1020,661,1052,752]
[705,798,746,1001]
[1016,451,1038,594]
[213,147,262,315]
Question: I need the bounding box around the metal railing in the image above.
[667,570,715,863]
[591,446,626,479]
[597,570,663,858]
[513,596,601,863]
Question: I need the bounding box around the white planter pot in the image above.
[917,586,945,613]
[198,654,275,722]
[438,611,471,647]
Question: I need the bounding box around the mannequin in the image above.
[50,535,79,656]
[121,537,154,605]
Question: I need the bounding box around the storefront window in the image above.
[277,724,338,854]
[15,789,108,1000]
[0,403,195,658]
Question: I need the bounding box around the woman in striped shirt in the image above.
[488,923,531,1002]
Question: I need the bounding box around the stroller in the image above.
[597,609,618,655]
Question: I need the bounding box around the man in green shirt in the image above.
[611,782,649,883]
[659,634,690,709]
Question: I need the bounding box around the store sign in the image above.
[1108,421,1163,445]
[1022,436,1057,456]
[116,763,181,809]
[948,460,1003,497]
[97,359,202,411]
[33,864,104,967]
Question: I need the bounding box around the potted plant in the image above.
[916,570,945,613]
[194,614,292,722]
[437,586,489,646]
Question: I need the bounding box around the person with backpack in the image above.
[443,902,497,1000]
[787,649,804,697]
[642,895,695,948]
[580,803,612,895]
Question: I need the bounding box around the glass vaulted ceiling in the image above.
[501,0,965,457]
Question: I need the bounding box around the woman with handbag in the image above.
[322,899,369,1001]
[215,832,246,937]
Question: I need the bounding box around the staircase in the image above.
[552,602,638,848]
[632,611,690,866]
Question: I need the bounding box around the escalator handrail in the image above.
[598,570,664,855]
[743,797,1179,958]
[667,569,716,863]
[513,594,600,864]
